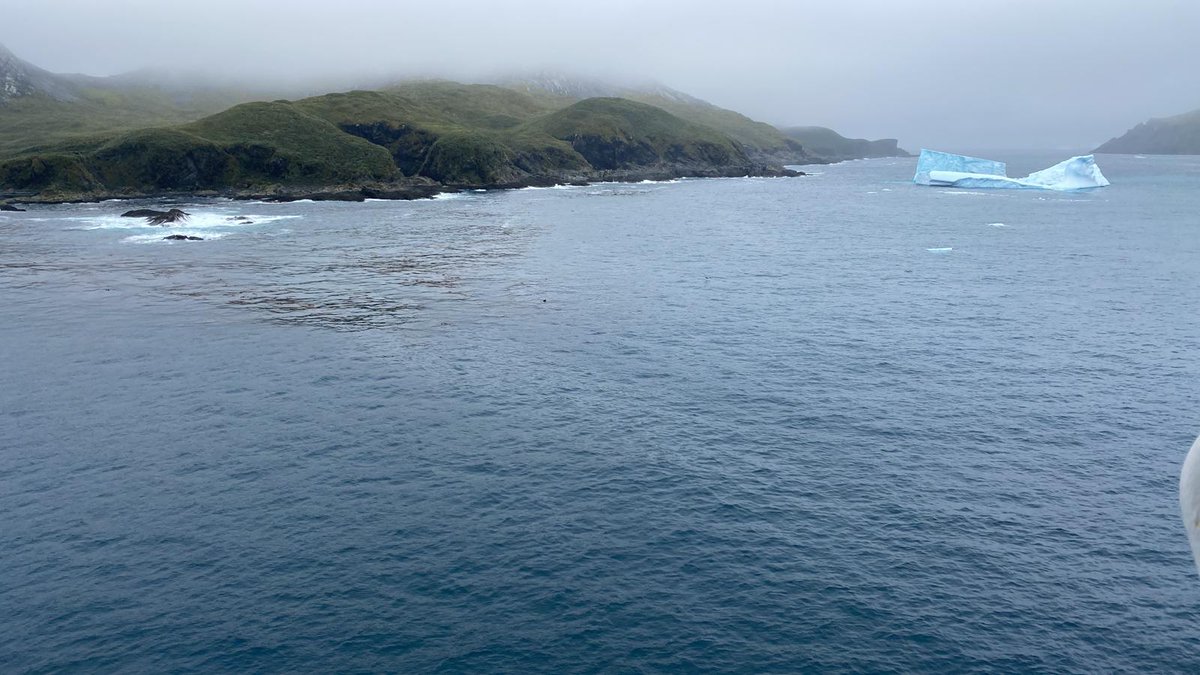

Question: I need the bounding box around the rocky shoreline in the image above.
[0,164,803,206]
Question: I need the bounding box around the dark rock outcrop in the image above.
[121,208,189,224]
[0,202,24,211]
[163,234,202,241]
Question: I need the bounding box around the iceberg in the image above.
[913,149,1109,191]
[913,149,1006,185]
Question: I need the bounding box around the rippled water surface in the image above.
[3,155,1200,672]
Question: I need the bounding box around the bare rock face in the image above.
[163,234,203,241]
[0,43,78,104]
[147,209,190,225]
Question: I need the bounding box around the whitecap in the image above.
[926,247,953,253]
[123,231,228,244]
[515,184,578,191]
[71,212,300,231]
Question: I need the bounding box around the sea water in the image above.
[2,154,1199,672]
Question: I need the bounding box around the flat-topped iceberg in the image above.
[912,150,1006,185]
[913,149,1109,191]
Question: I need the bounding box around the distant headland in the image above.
[1095,107,1200,155]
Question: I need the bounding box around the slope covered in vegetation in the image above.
[2,82,797,200]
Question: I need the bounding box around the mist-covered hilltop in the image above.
[1095,108,1200,155]
[0,44,274,160]
[0,45,908,201]
[499,74,814,165]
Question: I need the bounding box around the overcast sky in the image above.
[5,0,1199,150]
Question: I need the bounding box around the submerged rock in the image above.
[163,234,203,241]
[0,203,25,211]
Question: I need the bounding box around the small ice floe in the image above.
[926,247,953,253]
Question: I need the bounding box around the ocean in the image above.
[2,153,1199,672]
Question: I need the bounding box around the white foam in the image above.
[987,222,1007,227]
[515,184,577,191]
[124,231,228,244]
[71,212,300,231]
[926,247,953,253]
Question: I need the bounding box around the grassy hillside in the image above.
[0,84,270,160]
[0,100,398,196]
[524,97,749,170]
[181,102,398,183]
[1095,109,1200,155]
[294,86,590,183]
[1,79,790,199]
[621,93,807,160]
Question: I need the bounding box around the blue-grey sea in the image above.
[2,153,1199,673]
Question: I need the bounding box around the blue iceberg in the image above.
[913,149,1109,191]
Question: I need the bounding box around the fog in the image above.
[5,0,1199,150]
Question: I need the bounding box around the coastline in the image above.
[1,164,804,206]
